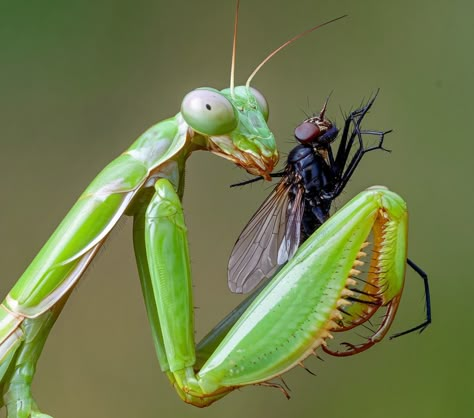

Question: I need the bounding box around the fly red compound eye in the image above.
[294,122,321,143]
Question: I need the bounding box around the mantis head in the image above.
[181,86,277,180]
[180,1,345,180]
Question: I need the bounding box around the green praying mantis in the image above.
[0,3,428,417]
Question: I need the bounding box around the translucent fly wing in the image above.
[228,181,304,294]
[228,182,289,293]
[277,189,303,264]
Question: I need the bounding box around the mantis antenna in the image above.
[229,0,240,98]
[245,15,348,89]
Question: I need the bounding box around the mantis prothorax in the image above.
[0,3,412,417]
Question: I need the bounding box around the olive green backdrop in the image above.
[0,0,471,417]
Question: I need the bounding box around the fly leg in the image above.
[230,171,285,188]
[390,258,432,339]
[327,92,391,199]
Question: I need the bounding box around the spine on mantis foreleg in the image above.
[193,186,407,394]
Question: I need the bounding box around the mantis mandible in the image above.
[0,3,413,417]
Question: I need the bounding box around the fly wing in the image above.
[228,180,304,294]
[277,187,304,264]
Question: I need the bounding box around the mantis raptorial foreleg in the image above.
[128,180,408,405]
[0,84,278,416]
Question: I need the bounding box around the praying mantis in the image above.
[0,2,427,417]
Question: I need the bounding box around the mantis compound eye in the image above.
[249,87,269,121]
[294,122,321,144]
[181,88,238,135]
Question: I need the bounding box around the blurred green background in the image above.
[0,0,472,417]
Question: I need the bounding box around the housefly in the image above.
[228,93,391,294]
[228,92,431,343]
